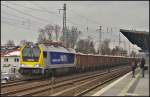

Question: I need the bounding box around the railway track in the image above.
[51,66,130,96]
[1,80,28,88]
[1,68,106,88]
[1,69,106,91]
[1,69,108,96]
[1,71,97,88]
[1,66,130,96]
[75,67,130,96]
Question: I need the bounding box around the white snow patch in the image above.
[4,51,20,56]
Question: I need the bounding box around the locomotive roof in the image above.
[39,44,76,54]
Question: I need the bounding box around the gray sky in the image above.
[1,1,149,53]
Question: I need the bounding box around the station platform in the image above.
[92,67,149,96]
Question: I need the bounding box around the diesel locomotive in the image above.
[18,43,140,78]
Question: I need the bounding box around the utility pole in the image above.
[59,4,67,47]
[97,26,102,55]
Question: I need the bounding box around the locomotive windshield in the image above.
[22,45,40,62]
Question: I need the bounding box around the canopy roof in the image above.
[120,29,149,51]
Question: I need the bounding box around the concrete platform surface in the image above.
[92,68,149,96]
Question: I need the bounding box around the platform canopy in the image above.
[120,29,149,52]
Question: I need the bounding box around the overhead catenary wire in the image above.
[4,2,83,30]
[2,16,28,23]
[67,9,123,43]
[2,2,137,52]
[2,11,30,21]
[69,9,100,25]
[1,4,122,38]
[2,2,60,26]
[3,2,142,34]
[2,3,94,35]
[2,13,48,31]
[2,20,38,45]
[68,8,139,38]
[2,20,37,31]
[2,17,42,30]
[30,1,59,15]
[3,2,98,33]
[29,2,96,32]
[2,12,51,28]
[68,9,118,32]
[2,4,56,25]
[7,1,46,12]
[1,15,45,27]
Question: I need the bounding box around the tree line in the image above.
[4,24,133,56]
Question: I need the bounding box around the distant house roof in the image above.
[4,50,20,57]
[1,49,20,57]
[1,46,20,56]
[120,29,149,52]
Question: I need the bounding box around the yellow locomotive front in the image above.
[19,43,45,76]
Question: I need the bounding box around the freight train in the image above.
[18,43,140,78]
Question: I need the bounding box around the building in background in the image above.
[1,48,20,78]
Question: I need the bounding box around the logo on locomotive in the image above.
[52,55,68,63]
[50,52,74,64]
[60,55,68,62]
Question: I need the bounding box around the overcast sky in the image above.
[1,1,149,53]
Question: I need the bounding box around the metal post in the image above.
[59,4,67,47]
[98,26,102,55]
[63,4,66,47]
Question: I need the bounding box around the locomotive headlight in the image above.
[35,64,40,68]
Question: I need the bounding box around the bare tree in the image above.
[64,26,81,48]
[20,40,28,46]
[5,40,15,47]
[54,25,61,41]
[37,28,47,43]
[88,41,96,54]
[45,24,54,42]
[111,46,127,56]
[37,24,81,48]
[76,37,95,54]
[100,39,111,55]
[37,24,62,43]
